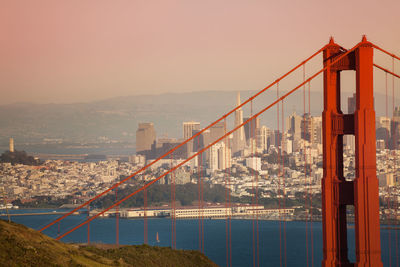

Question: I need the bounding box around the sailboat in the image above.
[156,232,160,243]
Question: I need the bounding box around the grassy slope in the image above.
[0,219,218,267]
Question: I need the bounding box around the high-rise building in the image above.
[286,112,302,141]
[376,116,390,146]
[183,121,200,157]
[183,121,200,140]
[301,113,312,141]
[244,117,260,145]
[9,137,14,153]
[209,121,225,144]
[257,126,272,151]
[208,141,231,172]
[311,116,322,144]
[151,138,187,159]
[136,123,156,155]
[232,92,245,155]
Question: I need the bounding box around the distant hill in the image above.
[0,219,217,267]
[0,90,395,150]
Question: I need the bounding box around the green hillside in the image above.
[0,219,218,267]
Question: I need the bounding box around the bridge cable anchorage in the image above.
[38,45,326,234]
[54,42,362,241]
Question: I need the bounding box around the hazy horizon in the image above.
[1,0,399,105]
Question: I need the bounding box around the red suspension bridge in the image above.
[36,36,400,267]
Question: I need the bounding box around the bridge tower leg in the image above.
[321,36,382,267]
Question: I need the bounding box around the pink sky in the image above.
[0,0,399,104]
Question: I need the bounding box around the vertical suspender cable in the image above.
[282,99,287,267]
[277,82,282,267]
[144,187,147,244]
[393,56,399,267]
[170,157,173,248]
[197,135,201,251]
[308,81,314,267]
[224,118,229,267]
[87,206,90,244]
[228,128,232,267]
[116,187,119,245]
[251,100,256,267]
[303,64,309,267]
[255,105,260,267]
[385,72,392,266]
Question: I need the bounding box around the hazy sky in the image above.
[1,0,399,105]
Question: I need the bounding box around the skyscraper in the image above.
[207,141,231,172]
[232,92,245,155]
[136,122,156,155]
[244,116,260,145]
[183,121,200,140]
[183,121,201,157]
[209,121,225,144]
[257,125,272,151]
[286,111,302,141]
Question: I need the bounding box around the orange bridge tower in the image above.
[322,36,382,267]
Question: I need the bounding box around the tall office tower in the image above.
[192,129,210,167]
[244,117,260,145]
[152,138,187,159]
[311,116,323,144]
[286,111,302,141]
[210,121,225,144]
[376,117,390,146]
[183,121,200,140]
[9,138,14,153]
[136,122,156,155]
[232,92,245,155]
[183,121,200,157]
[301,113,313,141]
[207,141,231,172]
[257,125,272,151]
